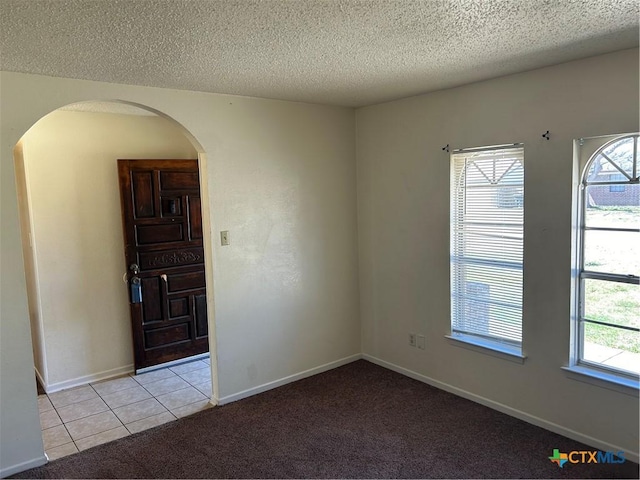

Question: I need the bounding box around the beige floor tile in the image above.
[169,360,208,375]
[193,381,212,397]
[126,411,175,434]
[48,385,98,409]
[91,376,138,396]
[101,384,152,409]
[38,395,54,412]
[131,368,177,385]
[113,398,167,424]
[141,375,189,397]
[65,410,123,441]
[75,426,130,451]
[46,442,78,460]
[179,367,211,385]
[42,425,72,450]
[56,396,109,423]
[156,386,207,410]
[39,409,62,429]
[170,400,213,419]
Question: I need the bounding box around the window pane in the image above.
[451,147,523,348]
[583,323,639,375]
[456,227,523,264]
[585,136,635,182]
[579,134,639,378]
[584,279,640,329]
[584,185,640,229]
[609,174,626,193]
[583,230,640,275]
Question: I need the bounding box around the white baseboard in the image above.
[0,455,47,478]
[44,364,134,393]
[217,354,362,405]
[363,354,639,464]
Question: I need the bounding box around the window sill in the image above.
[562,365,639,397]
[445,334,526,364]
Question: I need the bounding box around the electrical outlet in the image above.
[409,333,416,347]
[417,334,425,350]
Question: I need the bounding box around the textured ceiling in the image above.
[1,0,638,107]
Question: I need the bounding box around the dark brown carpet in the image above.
[14,360,639,479]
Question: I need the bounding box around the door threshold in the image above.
[135,352,210,375]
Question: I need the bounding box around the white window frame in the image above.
[568,133,640,390]
[448,144,525,361]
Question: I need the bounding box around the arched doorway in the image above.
[14,100,218,460]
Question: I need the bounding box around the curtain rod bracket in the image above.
[542,130,550,140]
[442,144,450,153]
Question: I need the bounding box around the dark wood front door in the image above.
[118,159,208,370]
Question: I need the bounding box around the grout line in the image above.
[95,382,144,398]
[113,398,170,424]
[40,362,208,459]
[173,366,213,396]
[48,396,76,450]
[136,380,156,397]
[154,385,195,404]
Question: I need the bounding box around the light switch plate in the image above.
[220,230,230,246]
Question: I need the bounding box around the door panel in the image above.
[144,324,191,349]
[167,271,206,292]
[132,171,155,218]
[136,224,184,244]
[169,298,189,318]
[195,295,208,338]
[160,171,199,190]
[141,277,163,322]
[118,159,209,370]
[139,247,204,270]
[188,197,203,239]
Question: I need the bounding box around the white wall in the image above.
[3,49,636,477]
[0,74,360,476]
[14,141,47,384]
[357,49,639,457]
[19,110,198,389]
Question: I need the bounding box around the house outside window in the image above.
[609,173,626,193]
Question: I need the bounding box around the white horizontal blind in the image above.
[450,146,524,346]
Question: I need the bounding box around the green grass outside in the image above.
[583,206,639,353]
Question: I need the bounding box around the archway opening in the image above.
[14,100,218,460]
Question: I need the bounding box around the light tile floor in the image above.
[38,357,212,461]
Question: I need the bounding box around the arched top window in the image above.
[583,135,638,186]
[575,134,639,379]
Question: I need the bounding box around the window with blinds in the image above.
[450,145,524,351]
